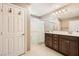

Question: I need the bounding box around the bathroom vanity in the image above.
[45,31,79,56]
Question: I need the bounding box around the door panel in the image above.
[8,38,14,56]
[18,36,24,54]
[2,37,8,56]
[18,8,24,55]
[0,3,24,56]
[13,37,19,55]
[2,4,9,56]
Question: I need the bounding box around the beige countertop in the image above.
[45,31,79,37]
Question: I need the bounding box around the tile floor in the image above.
[23,44,63,56]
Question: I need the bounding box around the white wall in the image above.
[30,16,44,44]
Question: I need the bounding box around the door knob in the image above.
[22,34,24,35]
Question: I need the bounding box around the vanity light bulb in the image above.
[58,11,62,13]
[56,12,58,14]
[55,12,59,15]
[52,13,55,15]
[62,9,65,12]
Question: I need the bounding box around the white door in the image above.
[0,3,2,56]
[2,4,24,56]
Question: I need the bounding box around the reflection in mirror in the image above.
[44,21,56,32]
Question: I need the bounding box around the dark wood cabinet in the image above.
[45,33,53,48]
[45,33,79,56]
[59,35,71,55]
[59,35,79,56]
[69,39,78,56]
[52,34,59,51]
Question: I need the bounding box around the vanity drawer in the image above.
[53,34,59,38]
[53,43,58,50]
[45,33,53,48]
[53,40,58,44]
[53,38,58,41]
[45,33,52,37]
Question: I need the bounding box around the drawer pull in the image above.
[66,41,70,43]
[54,41,57,44]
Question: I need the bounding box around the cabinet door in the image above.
[45,36,49,46]
[59,36,79,56]
[0,3,2,56]
[45,33,52,48]
[53,34,58,50]
[61,39,70,55]
[59,36,70,55]
[53,41,58,50]
[69,38,78,56]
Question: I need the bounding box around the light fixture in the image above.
[58,10,62,13]
[55,12,58,14]
[52,13,55,15]
[62,9,66,12]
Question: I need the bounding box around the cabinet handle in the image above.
[54,41,57,44]
[66,41,70,43]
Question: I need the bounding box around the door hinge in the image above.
[22,34,24,36]
[1,32,3,35]
[1,9,3,12]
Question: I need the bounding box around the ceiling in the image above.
[57,4,79,19]
[14,3,79,19]
[30,3,69,17]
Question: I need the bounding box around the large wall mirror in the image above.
[60,18,79,32]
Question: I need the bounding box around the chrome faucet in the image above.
[76,27,79,32]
